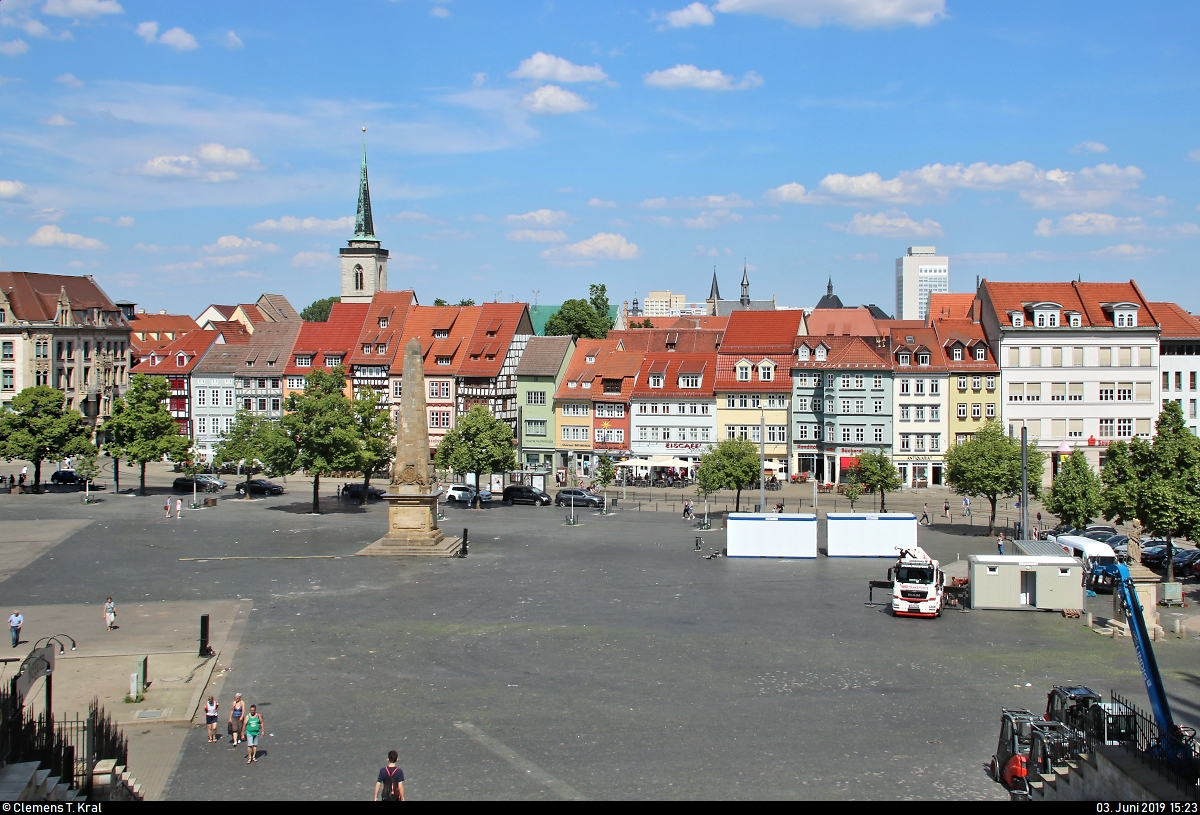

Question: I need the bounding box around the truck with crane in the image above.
[867,547,945,618]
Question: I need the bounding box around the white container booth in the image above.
[726,513,818,558]
[826,512,918,557]
[968,554,1086,611]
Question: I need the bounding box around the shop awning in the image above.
[840,456,859,470]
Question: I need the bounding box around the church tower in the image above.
[340,132,388,303]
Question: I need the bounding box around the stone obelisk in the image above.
[358,338,461,557]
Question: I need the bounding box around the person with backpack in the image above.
[375,751,405,801]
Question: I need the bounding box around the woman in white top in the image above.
[205,696,219,743]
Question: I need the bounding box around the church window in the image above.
[354,265,364,291]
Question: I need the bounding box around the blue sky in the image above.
[1,0,1199,316]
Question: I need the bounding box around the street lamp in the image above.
[759,408,766,513]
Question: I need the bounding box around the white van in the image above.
[1056,535,1118,567]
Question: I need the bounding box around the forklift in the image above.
[990,709,1037,793]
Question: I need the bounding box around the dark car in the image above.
[1141,545,1170,569]
[50,470,89,485]
[501,485,551,506]
[342,483,386,500]
[173,476,222,493]
[555,488,604,508]
[1171,549,1200,577]
[235,479,285,496]
[1084,529,1118,542]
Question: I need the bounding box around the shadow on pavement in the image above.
[267,500,370,515]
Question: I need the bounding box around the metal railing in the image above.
[1105,691,1200,796]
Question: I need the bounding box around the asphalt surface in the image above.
[3,481,1199,801]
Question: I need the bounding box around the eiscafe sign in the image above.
[664,442,704,451]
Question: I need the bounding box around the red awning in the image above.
[840,457,859,470]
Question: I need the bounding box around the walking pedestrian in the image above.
[1036,511,1042,527]
[943,499,950,518]
[103,597,116,631]
[920,503,930,526]
[229,693,245,745]
[204,696,219,743]
[997,531,1006,556]
[962,496,971,517]
[244,705,263,763]
[175,498,182,519]
[164,498,171,519]
[8,610,21,648]
[375,750,405,801]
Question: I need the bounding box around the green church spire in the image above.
[354,128,376,239]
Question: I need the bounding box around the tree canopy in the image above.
[944,420,1046,533]
[103,375,191,495]
[589,284,614,334]
[543,298,609,339]
[351,385,395,504]
[214,412,279,498]
[300,296,340,322]
[277,367,360,514]
[849,450,903,512]
[1101,401,1200,582]
[434,405,515,508]
[696,437,760,511]
[1044,449,1102,531]
[0,386,94,492]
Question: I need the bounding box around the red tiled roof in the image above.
[714,353,795,391]
[131,330,223,376]
[794,336,891,370]
[347,291,416,369]
[1150,302,1200,339]
[238,304,265,323]
[609,328,723,353]
[980,279,1155,328]
[720,310,805,351]
[396,304,482,376]
[0,271,124,324]
[204,320,250,341]
[926,293,977,322]
[631,352,716,398]
[554,339,619,400]
[457,303,532,378]
[930,318,999,370]
[285,302,370,375]
[805,307,884,338]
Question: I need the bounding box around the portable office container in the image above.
[825,512,918,557]
[968,555,1085,611]
[726,513,818,558]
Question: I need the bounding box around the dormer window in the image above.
[679,374,700,389]
[736,364,751,382]
[758,362,774,381]
[585,355,596,364]
[1116,311,1137,327]
[486,330,497,338]
[433,329,449,339]
[898,353,911,366]
[296,355,312,368]
[1068,313,1082,327]
[149,353,158,366]
[567,381,577,388]
[952,347,963,361]
[798,346,810,361]
[436,356,451,366]
[376,344,387,354]
[917,352,930,366]
[379,317,389,328]
[176,353,187,367]
[649,374,664,388]
[905,336,915,344]
[326,355,342,367]
[362,344,372,354]
[1011,314,1024,328]
[582,381,592,389]
[974,346,986,361]
[814,346,827,362]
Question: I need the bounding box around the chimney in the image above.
[138,308,146,314]
[159,309,167,315]
[971,299,982,323]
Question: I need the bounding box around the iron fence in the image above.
[1105,691,1200,796]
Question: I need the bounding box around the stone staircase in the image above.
[1027,747,1188,801]
[0,759,145,802]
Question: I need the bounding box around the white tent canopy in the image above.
[614,458,653,468]
[615,456,695,469]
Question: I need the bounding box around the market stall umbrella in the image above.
[614,459,653,467]
[648,457,695,469]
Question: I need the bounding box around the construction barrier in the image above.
[826,512,918,557]
[726,513,818,558]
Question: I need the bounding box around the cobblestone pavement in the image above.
[1,463,1197,800]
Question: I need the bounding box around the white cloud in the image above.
[31,208,65,222]
[1188,149,1200,163]
[644,64,763,91]
[829,210,943,237]
[430,1,451,18]
[136,154,198,177]
[196,143,256,167]
[1033,212,1199,238]
[291,251,331,268]
[588,198,616,208]
[391,211,441,224]
[0,180,27,198]
[640,193,754,209]
[0,40,29,57]
[251,215,353,232]
[203,170,238,183]
[1070,141,1108,155]
[55,72,84,87]
[159,27,199,51]
[224,31,243,49]
[692,244,725,257]
[541,232,641,262]
[506,229,568,243]
[712,0,946,28]
[511,52,608,83]
[94,215,136,227]
[522,85,593,115]
[39,113,74,126]
[137,22,198,51]
[135,21,158,43]
[683,209,744,229]
[1094,243,1158,258]
[204,235,278,252]
[26,224,106,250]
[506,209,574,227]
[43,0,123,18]
[472,72,488,87]
[770,160,1146,210]
[663,3,716,27]
[635,215,675,226]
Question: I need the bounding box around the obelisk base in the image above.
[357,493,462,558]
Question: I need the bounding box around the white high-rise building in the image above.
[896,246,948,321]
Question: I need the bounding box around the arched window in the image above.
[354,264,364,291]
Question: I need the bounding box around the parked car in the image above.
[1171,548,1200,577]
[1045,527,1079,543]
[341,483,387,500]
[173,476,222,493]
[235,479,285,496]
[1084,529,1119,542]
[49,470,90,485]
[195,473,227,490]
[1105,535,1130,562]
[1085,523,1118,537]
[1141,545,1170,569]
[501,485,551,506]
[555,488,605,508]
[443,484,492,504]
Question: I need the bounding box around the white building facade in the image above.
[1153,302,1200,436]
[895,246,949,321]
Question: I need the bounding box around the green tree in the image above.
[433,298,448,306]
[351,386,395,505]
[72,442,101,503]
[0,386,95,493]
[594,455,615,513]
[277,367,360,514]
[300,296,340,322]
[1101,401,1200,583]
[696,437,760,512]
[214,412,275,498]
[544,299,606,339]
[457,299,476,307]
[850,451,904,512]
[434,405,516,509]
[843,479,865,511]
[589,284,614,334]
[944,420,1046,533]
[1044,449,1102,530]
[104,374,190,496]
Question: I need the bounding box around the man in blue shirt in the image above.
[9,610,22,648]
[375,751,405,801]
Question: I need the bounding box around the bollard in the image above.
[199,614,213,657]
[695,536,703,552]
[129,673,138,699]
[1085,611,1093,629]
[460,527,469,558]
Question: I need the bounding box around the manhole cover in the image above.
[136,710,163,719]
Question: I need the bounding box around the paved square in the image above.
[2,478,1198,800]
